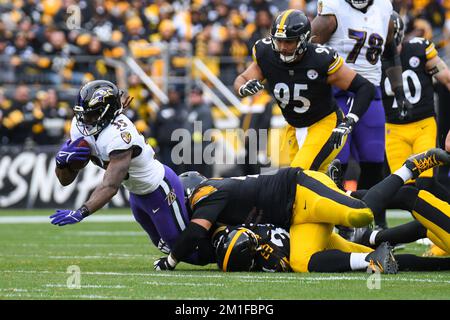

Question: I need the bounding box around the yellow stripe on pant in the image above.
[412,189,450,253]
[281,111,344,173]
[289,170,374,272]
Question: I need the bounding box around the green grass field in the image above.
[1,209,449,300]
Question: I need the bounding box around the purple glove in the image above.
[50,209,84,226]
[55,137,90,169]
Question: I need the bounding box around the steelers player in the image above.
[381,11,450,205]
[153,148,450,273]
[233,9,376,173]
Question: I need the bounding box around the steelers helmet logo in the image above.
[409,56,420,68]
[307,69,318,80]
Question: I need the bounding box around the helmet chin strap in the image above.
[279,53,297,63]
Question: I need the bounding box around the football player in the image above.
[50,80,212,265]
[153,147,450,273]
[215,223,450,272]
[382,12,450,204]
[234,9,376,173]
[311,1,409,203]
[212,224,291,272]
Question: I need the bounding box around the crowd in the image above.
[0,0,449,155]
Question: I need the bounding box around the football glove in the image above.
[239,79,264,97]
[330,116,356,149]
[153,257,176,271]
[50,206,90,226]
[55,137,91,169]
[394,92,413,120]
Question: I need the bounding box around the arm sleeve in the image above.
[346,74,376,120]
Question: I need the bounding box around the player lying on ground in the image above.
[327,157,450,257]
[211,223,450,272]
[153,148,450,273]
[50,80,212,265]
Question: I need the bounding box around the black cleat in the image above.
[365,242,398,274]
[350,226,373,247]
[404,148,450,179]
[327,159,344,190]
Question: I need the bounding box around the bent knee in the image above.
[348,209,374,227]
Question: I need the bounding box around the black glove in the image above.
[330,116,356,149]
[153,257,176,271]
[239,79,264,97]
[394,89,413,120]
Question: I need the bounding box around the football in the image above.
[69,139,91,170]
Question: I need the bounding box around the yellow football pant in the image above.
[412,189,450,253]
[282,111,345,173]
[385,117,437,179]
[289,170,374,273]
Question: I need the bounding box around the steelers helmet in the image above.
[270,9,311,63]
[74,80,123,136]
[215,226,259,272]
[391,11,405,46]
[345,0,374,10]
[178,171,207,202]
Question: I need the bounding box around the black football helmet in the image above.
[74,80,123,136]
[391,11,405,46]
[178,171,207,202]
[214,226,259,272]
[345,0,374,10]
[270,9,311,63]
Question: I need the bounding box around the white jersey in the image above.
[70,114,165,195]
[319,0,393,85]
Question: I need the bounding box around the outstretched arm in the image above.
[50,148,132,226]
[154,218,213,270]
[84,149,132,213]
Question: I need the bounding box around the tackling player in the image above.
[153,147,450,273]
[234,9,376,173]
[50,80,212,265]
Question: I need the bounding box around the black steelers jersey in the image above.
[189,167,300,230]
[381,37,438,124]
[253,38,342,128]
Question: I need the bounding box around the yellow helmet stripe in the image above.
[222,228,247,272]
[277,9,295,34]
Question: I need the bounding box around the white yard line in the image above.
[0,210,412,224]
[145,281,224,287]
[45,284,127,289]
[0,215,135,224]
[3,270,450,284]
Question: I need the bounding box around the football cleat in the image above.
[327,158,344,191]
[365,242,398,274]
[404,148,450,179]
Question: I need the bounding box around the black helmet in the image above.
[345,0,374,10]
[74,80,123,136]
[270,9,311,63]
[178,171,207,201]
[391,11,405,46]
[214,226,259,272]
